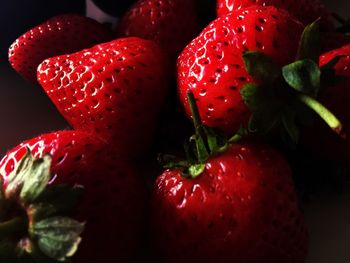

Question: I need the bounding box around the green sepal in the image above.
[248,104,281,135]
[281,108,300,145]
[183,139,196,164]
[241,82,283,135]
[31,185,84,223]
[241,83,261,111]
[160,154,190,170]
[162,92,247,179]
[191,134,209,164]
[297,19,320,62]
[203,126,228,154]
[17,239,71,263]
[228,126,248,143]
[30,217,84,262]
[242,51,280,83]
[5,150,53,205]
[5,149,35,200]
[282,59,321,97]
[20,155,52,205]
[188,164,206,179]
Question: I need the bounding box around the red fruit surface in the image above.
[302,44,350,165]
[116,0,199,60]
[37,37,169,157]
[0,130,146,263]
[152,142,308,263]
[177,6,303,134]
[8,14,113,83]
[216,0,333,29]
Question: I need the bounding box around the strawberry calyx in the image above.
[161,92,247,179]
[241,19,346,145]
[0,149,84,263]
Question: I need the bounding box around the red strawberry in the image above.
[37,37,169,157]
[8,14,113,83]
[116,0,199,60]
[0,130,146,263]
[177,6,304,134]
[216,0,334,30]
[151,93,308,262]
[301,44,350,165]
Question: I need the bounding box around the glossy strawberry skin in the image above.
[116,0,199,60]
[216,0,333,30]
[37,37,168,157]
[152,142,308,263]
[302,44,350,165]
[8,14,113,84]
[0,130,146,263]
[177,6,304,134]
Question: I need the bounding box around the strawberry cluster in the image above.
[1,0,350,262]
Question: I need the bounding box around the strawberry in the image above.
[178,6,304,135]
[37,37,169,157]
[0,130,146,263]
[8,14,113,83]
[116,0,199,60]
[151,93,308,262]
[216,0,334,30]
[301,44,350,165]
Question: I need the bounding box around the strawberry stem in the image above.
[0,216,27,240]
[298,94,344,136]
[188,92,203,132]
[187,92,210,163]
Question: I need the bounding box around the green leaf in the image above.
[183,139,196,164]
[249,112,278,135]
[20,154,52,204]
[297,19,320,62]
[282,59,321,96]
[5,149,34,200]
[240,83,260,111]
[228,126,248,143]
[30,217,84,261]
[33,185,84,219]
[193,134,209,164]
[203,126,228,155]
[18,239,74,263]
[160,154,190,171]
[242,82,284,136]
[281,109,300,145]
[248,95,284,135]
[242,51,280,83]
[188,164,206,179]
